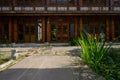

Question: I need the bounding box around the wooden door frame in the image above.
[50,22,69,43]
[23,24,37,43]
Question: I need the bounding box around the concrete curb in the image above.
[0,60,14,69]
[0,43,69,47]
[0,47,38,71]
[0,55,26,72]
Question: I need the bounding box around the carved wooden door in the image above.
[57,23,69,42]
[24,24,37,43]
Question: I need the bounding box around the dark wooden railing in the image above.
[0,0,120,13]
[82,1,106,7]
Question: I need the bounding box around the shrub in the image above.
[77,32,111,72]
[76,31,120,80]
[100,48,120,80]
[69,38,79,46]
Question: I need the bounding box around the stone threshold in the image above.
[0,43,69,47]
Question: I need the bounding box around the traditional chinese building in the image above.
[0,0,120,43]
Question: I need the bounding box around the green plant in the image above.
[0,51,11,65]
[77,31,111,72]
[100,48,120,80]
[0,53,4,64]
[69,37,79,46]
[76,31,120,80]
[0,49,3,59]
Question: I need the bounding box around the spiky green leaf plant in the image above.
[77,32,111,72]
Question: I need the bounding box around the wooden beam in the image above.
[111,17,115,41]
[47,0,50,5]
[8,17,12,43]
[80,0,83,6]
[74,17,78,38]
[47,17,51,42]
[42,17,45,42]
[75,0,77,5]
[119,16,120,41]
[13,18,18,43]
[80,17,83,32]
[106,18,110,41]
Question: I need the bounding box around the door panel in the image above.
[57,24,62,42]
[62,24,69,42]
[30,26,36,42]
[51,24,57,41]
[0,24,9,43]
[70,23,74,38]
[56,23,69,42]
[24,24,37,43]
[50,23,69,42]
[18,24,24,43]
[114,22,120,41]
[24,26,30,42]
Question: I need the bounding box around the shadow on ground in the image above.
[67,48,82,56]
[0,67,79,80]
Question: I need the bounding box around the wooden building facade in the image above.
[0,0,120,43]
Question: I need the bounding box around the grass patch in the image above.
[0,52,11,65]
[0,55,26,72]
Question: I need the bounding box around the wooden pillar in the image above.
[119,16,120,40]
[111,17,115,41]
[106,18,110,41]
[80,17,83,32]
[13,18,18,43]
[9,17,12,43]
[47,17,51,42]
[47,0,50,5]
[42,17,45,42]
[80,0,83,6]
[45,0,48,11]
[74,17,78,38]
[74,0,77,5]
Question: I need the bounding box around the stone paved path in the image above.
[0,47,103,80]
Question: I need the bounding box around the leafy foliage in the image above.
[69,38,79,46]
[75,31,120,80]
[77,32,111,71]
[99,48,120,80]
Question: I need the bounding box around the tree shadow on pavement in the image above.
[67,48,82,56]
[0,67,79,80]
